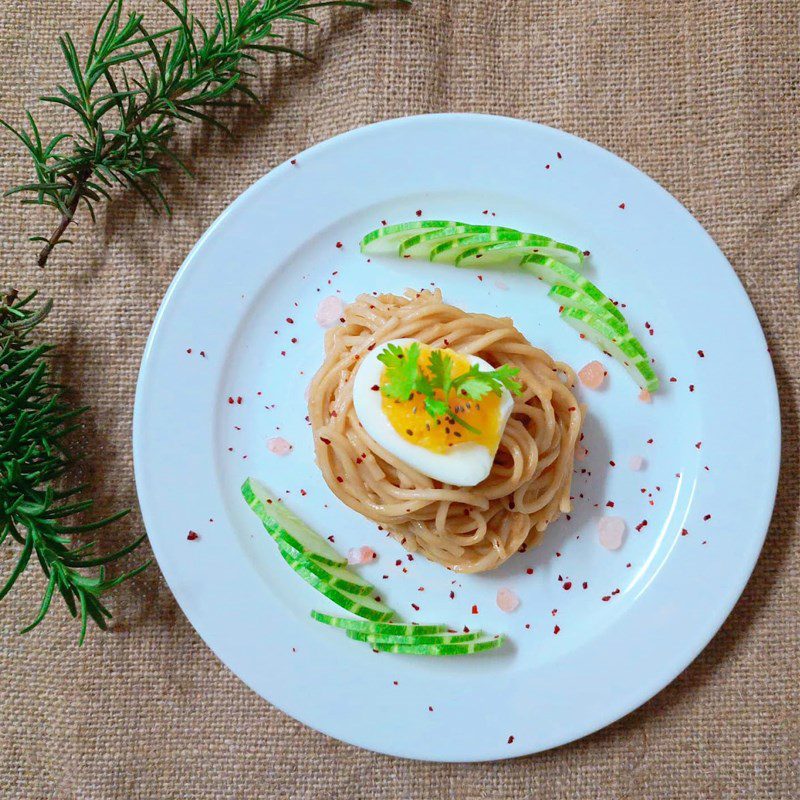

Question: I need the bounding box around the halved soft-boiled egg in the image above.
[352,338,514,486]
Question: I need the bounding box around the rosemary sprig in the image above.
[0,289,149,643]
[1,0,393,266]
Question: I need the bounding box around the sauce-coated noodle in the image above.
[308,289,583,572]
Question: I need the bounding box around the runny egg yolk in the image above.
[380,346,503,454]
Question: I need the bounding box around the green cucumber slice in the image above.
[310,611,447,636]
[398,225,518,258]
[548,283,627,327]
[277,544,375,597]
[370,635,507,656]
[241,477,346,567]
[360,220,458,256]
[280,548,394,622]
[427,230,527,262]
[454,235,584,269]
[346,629,485,645]
[560,307,659,392]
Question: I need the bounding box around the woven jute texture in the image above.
[1,1,798,797]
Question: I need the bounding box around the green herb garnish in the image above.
[0,0,409,267]
[377,343,522,434]
[0,290,149,644]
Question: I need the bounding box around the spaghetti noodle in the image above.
[308,289,583,572]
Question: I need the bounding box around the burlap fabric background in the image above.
[0,1,798,797]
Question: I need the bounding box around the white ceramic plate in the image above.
[133,114,780,761]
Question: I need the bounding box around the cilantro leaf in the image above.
[375,343,521,439]
[491,364,523,396]
[377,342,421,401]
[424,396,450,419]
[452,363,522,399]
[414,370,434,397]
[427,349,453,396]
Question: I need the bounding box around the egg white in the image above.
[352,338,514,487]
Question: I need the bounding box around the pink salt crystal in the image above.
[315,295,344,328]
[629,455,644,471]
[347,546,376,565]
[638,388,652,403]
[494,279,509,291]
[266,437,293,456]
[496,588,520,612]
[578,360,606,389]
[598,516,626,550]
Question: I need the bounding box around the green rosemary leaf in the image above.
[0,0,408,266]
[0,291,146,642]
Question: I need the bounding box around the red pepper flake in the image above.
[236,396,243,404]
[381,219,388,226]
[704,514,712,521]
[227,396,234,404]
[336,476,344,483]
[609,460,616,467]
[392,680,398,685]
[335,241,342,249]
[553,625,560,634]
[411,603,420,611]
[582,581,588,589]
[526,567,533,575]
[319,437,331,445]
[186,348,192,354]
[286,317,294,324]
[428,706,433,712]
[471,604,479,614]
[200,351,206,358]
[463,626,470,633]
[602,595,610,602]
[697,349,705,358]
[415,209,422,217]
[507,735,515,744]
[555,551,561,558]
[695,441,702,449]
[477,274,483,281]
[187,530,199,541]
[524,623,531,629]
[635,519,648,532]
[557,152,562,159]
[646,438,654,444]
[606,501,615,508]
[612,588,620,596]
[482,209,489,215]
[563,581,572,591]
[449,590,455,599]
[545,164,551,170]
[551,609,558,616]
[291,337,297,344]
[618,202,626,209]
[689,384,695,392]
[669,377,677,383]
[681,528,689,536]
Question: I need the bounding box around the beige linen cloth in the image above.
[1,1,798,798]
